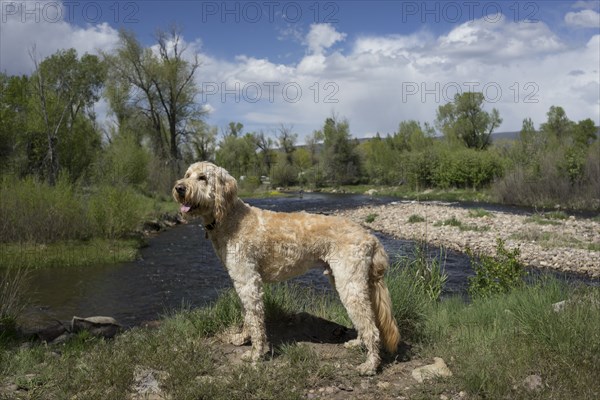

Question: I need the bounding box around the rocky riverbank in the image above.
[335,201,600,278]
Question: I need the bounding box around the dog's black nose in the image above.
[175,184,186,196]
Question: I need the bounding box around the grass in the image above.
[510,229,598,251]
[422,281,600,399]
[468,208,494,218]
[525,211,569,226]
[329,185,493,203]
[1,268,599,399]
[365,213,378,223]
[434,217,490,232]
[0,238,141,269]
[408,214,426,223]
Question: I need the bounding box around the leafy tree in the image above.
[277,124,297,165]
[319,116,361,185]
[28,47,106,184]
[540,106,573,141]
[184,119,217,163]
[436,92,502,150]
[572,118,597,147]
[104,27,203,163]
[255,131,275,175]
[215,127,259,178]
[0,73,28,174]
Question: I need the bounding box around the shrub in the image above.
[467,238,526,298]
[408,214,426,223]
[433,147,504,189]
[86,185,147,239]
[0,267,29,340]
[0,174,90,243]
[365,213,378,223]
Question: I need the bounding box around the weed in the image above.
[468,208,493,218]
[408,214,426,223]
[365,213,378,223]
[467,238,526,298]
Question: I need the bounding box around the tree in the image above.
[319,116,361,185]
[184,119,217,163]
[277,124,297,165]
[572,118,597,147]
[255,131,275,175]
[0,73,28,174]
[29,47,106,184]
[104,27,203,163]
[435,92,502,150]
[540,106,573,141]
[215,126,259,177]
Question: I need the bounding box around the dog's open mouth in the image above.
[180,203,197,213]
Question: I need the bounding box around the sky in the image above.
[1,0,599,141]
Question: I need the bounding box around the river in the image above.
[18,193,593,330]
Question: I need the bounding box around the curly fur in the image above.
[173,162,400,375]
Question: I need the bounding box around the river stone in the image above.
[411,357,453,383]
[71,316,121,338]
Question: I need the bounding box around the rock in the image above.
[552,300,567,312]
[365,189,378,196]
[523,374,543,391]
[71,316,121,339]
[411,357,453,383]
[130,366,169,400]
[376,381,390,389]
[34,322,68,342]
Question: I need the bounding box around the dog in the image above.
[173,162,400,375]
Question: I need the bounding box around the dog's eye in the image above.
[198,175,207,182]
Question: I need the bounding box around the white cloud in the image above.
[0,2,120,74]
[303,23,346,55]
[2,3,597,143]
[198,15,598,140]
[572,1,600,10]
[565,9,600,28]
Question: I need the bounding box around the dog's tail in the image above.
[370,242,400,354]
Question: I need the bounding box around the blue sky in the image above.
[1,1,599,141]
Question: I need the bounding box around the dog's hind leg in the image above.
[331,260,381,375]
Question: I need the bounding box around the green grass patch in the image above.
[468,208,494,218]
[0,239,140,269]
[423,280,600,399]
[434,217,489,232]
[365,213,378,223]
[525,211,569,226]
[408,214,426,223]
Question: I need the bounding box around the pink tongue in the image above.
[180,204,191,213]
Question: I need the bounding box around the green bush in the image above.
[467,238,526,298]
[433,147,504,189]
[0,174,90,243]
[408,214,426,223]
[94,134,150,187]
[86,185,147,239]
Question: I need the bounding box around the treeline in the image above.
[1,27,598,215]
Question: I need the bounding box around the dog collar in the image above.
[204,220,217,238]
[205,220,217,231]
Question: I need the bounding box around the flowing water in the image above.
[17,193,596,329]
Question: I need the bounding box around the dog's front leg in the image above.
[228,264,268,362]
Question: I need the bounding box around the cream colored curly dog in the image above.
[173,162,400,375]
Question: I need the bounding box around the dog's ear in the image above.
[213,167,238,223]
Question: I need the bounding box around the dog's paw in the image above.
[343,338,362,349]
[227,332,251,346]
[357,361,377,376]
[241,346,268,362]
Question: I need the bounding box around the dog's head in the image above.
[172,162,238,223]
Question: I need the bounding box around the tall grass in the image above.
[0,267,29,340]
[0,175,165,245]
[424,279,600,399]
